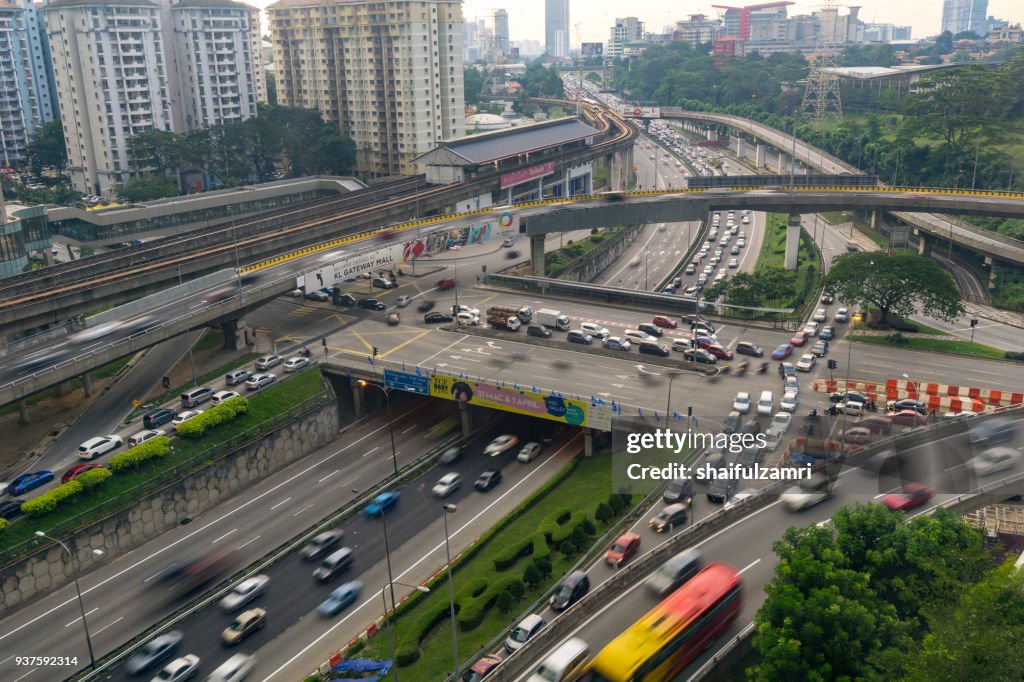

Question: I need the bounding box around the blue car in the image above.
[364,491,400,517]
[318,581,363,616]
[771,343,793,360]
[8,471,54,496]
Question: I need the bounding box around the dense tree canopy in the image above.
[26,120,68,175]
[823,252,964,324]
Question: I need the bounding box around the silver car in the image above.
[432,472,461,498]
[219,575,269,612]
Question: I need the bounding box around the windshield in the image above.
[611,543,628,553]
[535,666,559,682]
[155,671,173,681]
[511,627,529,643]
[556,584,574,599]
[667,481,682,493]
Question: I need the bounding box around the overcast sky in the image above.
[459,0,1024,45]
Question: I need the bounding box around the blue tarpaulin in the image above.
[331,658,392,681]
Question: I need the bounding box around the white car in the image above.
[623,329,655,343]
[771,412,793,433]
[579,322,610,339]
[255,354,282,371]
[837,400,864,416]
[78,435,123,460]
[802,322,819,336]
[784,376,800,395]
[702,265,713,275]
[969,447,1021,476]
[396,295,412,307]
[779,391,798,412]
[812,308,827,323]
[151,654,200,682]
[211,390,240,405]
[128,429,165,447]
[737,239,746,248]
[728,258,739,268]
[603,336,632,351]
[220,575,269,612]
[456,311,480,326]
[172,410,203,427]
[733,392,751,414]
[834,307,850,323]
[454,306,481,317]
[283,356,310,372]
[246,373,277,391]
[484,434,519,457]
[781,484,831,511]
[796,354,816,372]
[432,472,462,498]
[741,216,750,224]
[723,489,758,510]
[517,442,542,463]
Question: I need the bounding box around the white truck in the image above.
[535,308,570,332]
[486,307,522,331]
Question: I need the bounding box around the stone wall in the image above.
[0,398,340,615]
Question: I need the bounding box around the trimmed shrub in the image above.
[534,557,552,578]
[21,480,84,517]
[580,517,597,536]
[108,436,172,472]
[523,563,542,588]
[607,493,625,513]
[493,541,532,571]
[175,397,249,438]
[595,502,614,523]
[76,467,112,491]
[495,590,514,614]
[347,639,365,655]
[571,525,589,549]
[560,540,576,556]
[507,578,525,600]
[457,573,521,632]
[0,518,7,533]
[1006,351,1024,361]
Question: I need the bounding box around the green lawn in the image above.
[360,455,621,680]
[851,334,1011,361]
[819,211,853,226]
[755,213,822,310]
[0,368,329,563]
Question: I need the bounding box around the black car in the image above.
[143,408,176,429]
[527,325,551,338]
[663,478,694,505]
[417,300,436,313]
[893,399,927,414]
[637,323,663,338]
[358,298,387,311]
[737,446,765,468]
[638,342,670,357]
[475,469,502,491]
[550,571,589,611]
[821,293,835,305]
[333,293,357,307]
[722,411,742,434]
[567,330,593,345]
[735,341,763,357]
[0,500,22,520]
[683,348,716,364]
[707,478,738,503]
[424,312,454,323]
[830,390,870,404]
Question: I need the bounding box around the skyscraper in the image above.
[545,0,569,58]
[941,0,988,35]
[494,9,509,57]
[44,0,265,196]
[0,0,55,167]
[268,0,464,176]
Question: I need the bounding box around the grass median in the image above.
[0,368,329,563]
[355,454,630,681]
[851,334,1013,361]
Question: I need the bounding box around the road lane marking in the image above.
[211,529,238,544]
[318,470,339,483]
[362,446,379,458]
[740,559,761,574]
[238,536,262,551]
[92,616,124,637]
[418,333,468,366]
[65,608,98,628]
[401,425,418,434]
[12,668,36,682]
[293,504,314,517]
[270,497,292,511]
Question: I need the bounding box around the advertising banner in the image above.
[621,105,661,119]
[500,162,556,190]
[428,374,590,427]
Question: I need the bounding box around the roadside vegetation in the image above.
[545,227,623,278]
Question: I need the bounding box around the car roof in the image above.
[516,613,545,629]
[439,472,459,482]
[81,436,110,446]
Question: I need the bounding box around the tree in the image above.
[823,252,964,325]
[902,66,1001,156]
[114,174,178,202]
[27,120,68,175]
[464,67,484,105]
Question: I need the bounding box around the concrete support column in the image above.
[708,129,718,142]
[584,428,594,457]
[988,260,999,289]
[917,233,932,256]
[55,381,70,397]
[755,144,766,168]
[43,248,54,266]
[82,373,93,397]
[350,378,364,418]
[459,400,472,438]
[784,212,802,271]
[530,234,546,276]
[735,138,744,158]
[220,318,247,350]
[870,210,884,232]
[18,398,28,424]
[776,152,786,174]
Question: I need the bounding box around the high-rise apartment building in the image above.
[942,0,988,35]
[545,0,569,59]
[494,9,509,57]
[608,17,644,58]
[267,0,464,176]
[0,0,55,167]
[673,14,722,45]
[44,0,264,196]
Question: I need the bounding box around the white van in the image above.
[527,638,590,682]
[205,653,254,682]
[757,390,774,417]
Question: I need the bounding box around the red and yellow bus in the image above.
[581,562,743,682]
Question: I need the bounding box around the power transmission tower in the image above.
[801,0,843,120]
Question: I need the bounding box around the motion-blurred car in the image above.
[357,298,387,311]
[440,441,469,464]
[790,331,809,346]
[417,300,435,313]
[969,447,1021,477]
[396,295,412,308]
[221,608,266,645]
[812,308,827,322]
[150,654,199,682]
[125,631,183,675]
[78,435,122,460]
[364,491,400,517]
[436,278,456,290]
[8,471,54,495]
[474,469,502,492]
[604,533,641,567]
[432,472,462,498]
[771,344,793,360]
[819,325,835,340]
[485,434,519,457]
[220,575,270,612]
[300,530,344,561]
[318,581,363,616]
[881,483,933,511]
[781,476,833,511]
[305,290,329,302]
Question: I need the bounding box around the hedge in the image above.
[108,436,172,472]
[21,480,84,517]
[76,467,112,490]
[0,518,7,533]
[492,507,588,571]
[175,397,249,438]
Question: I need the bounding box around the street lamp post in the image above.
[177,267,197,387]
[381,581,430,682]
[665,371,685,421]
[357,380,398,476]
[35,532,103,670]
[442,504,459,678]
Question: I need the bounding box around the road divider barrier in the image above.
[813,378,1021,411]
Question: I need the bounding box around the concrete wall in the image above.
[0,398,340,614]
[557,224,644,282]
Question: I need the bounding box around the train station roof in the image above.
[415,117,599,167]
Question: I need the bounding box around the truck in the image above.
[535,308,570,332]
[486,306,522,331]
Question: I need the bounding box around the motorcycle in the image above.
[300,347,311,358]
[735,361,748,376]
[757,362,769,375]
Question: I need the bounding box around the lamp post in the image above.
[35,532,103,670]
[176,266,198,387]
[442,504,459,678]
[902,372,921,429]
[665,371,685,421]
[381,581,430,682]
[227,205,242,298]
[840,312,862,444]
[357,380,398,476]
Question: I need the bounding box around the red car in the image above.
[436,278,456,290]
[790,331,808,347]
[652,315,678,329]
[882,483,934,511]
[62,462,104,484]
[705,344,734,361]
[463,655,502,682]
[605,532,642,567]
[886,410,929,427]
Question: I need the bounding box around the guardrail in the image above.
[483,274,699,315]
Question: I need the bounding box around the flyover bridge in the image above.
[663,109,1024,270]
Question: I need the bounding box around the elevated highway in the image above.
[664,109,1024,269]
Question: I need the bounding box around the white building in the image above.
[267,0,464,176]
[43,0,264,196]
[0,0,56,166]
[608,17,644,58]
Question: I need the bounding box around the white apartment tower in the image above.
[0,0,56,166]
[44,0,264,196]
[267,0,464,176]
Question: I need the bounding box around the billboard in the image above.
[429,374,591,426]
[621,105,661,119]
[500,161,556,190]
[581,42,603,57]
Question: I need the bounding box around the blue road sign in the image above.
[384,369,430,395]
